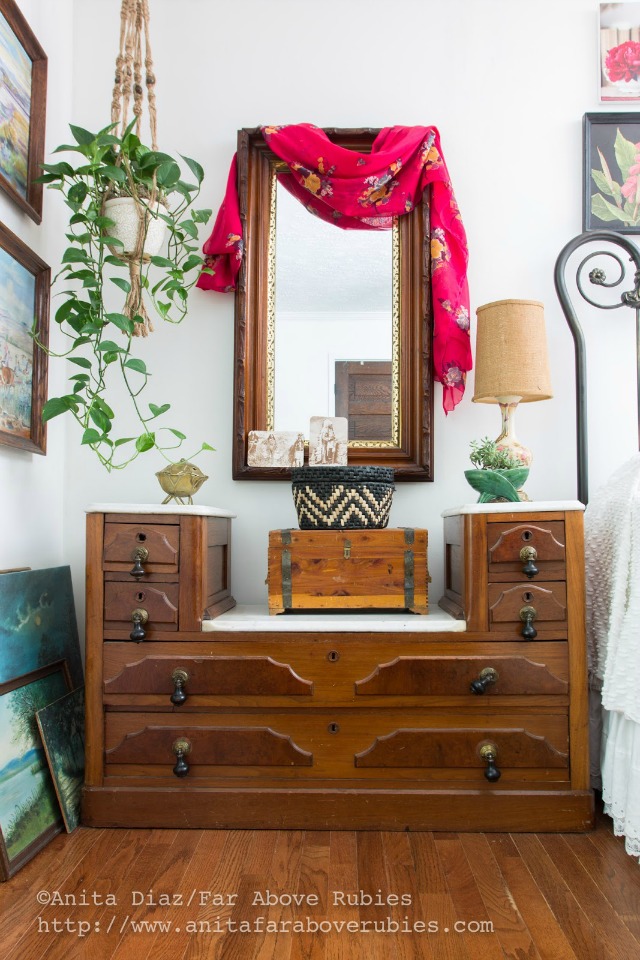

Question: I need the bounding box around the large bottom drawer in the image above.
[104,709,569,784]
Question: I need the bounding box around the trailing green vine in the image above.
[34,120,213,471]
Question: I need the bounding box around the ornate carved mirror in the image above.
[232,127,434,481]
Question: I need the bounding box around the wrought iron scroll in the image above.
[554,230,640,505]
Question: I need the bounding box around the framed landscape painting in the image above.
[0,0,47,222]
[0,219,49,453]
[0,662,70,880]
[583,112,640,233]
[36,686,85,833]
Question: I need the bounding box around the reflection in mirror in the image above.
[233,127,433,481]
[271,180,399,444]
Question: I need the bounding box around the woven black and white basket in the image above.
[291,466,395,529]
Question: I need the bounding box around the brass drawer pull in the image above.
[129,545,149,579]
[170,668,189,705]
[172,738,191,778]
[479,742,501,782]
[519,605,538,640]
[519,545,539,579]
[129,607,149,643]
[470,666,498,695]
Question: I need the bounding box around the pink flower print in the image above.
[442,363,464,387]
[621,154,640,205]
[455,305,470,330]
[430,228,450,269]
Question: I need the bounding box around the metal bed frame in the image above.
[554,230,640,505]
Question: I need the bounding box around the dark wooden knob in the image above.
[170,668,189,705]
[129,546,149,579]
[519,545,539,579]
[519,605,537,640]
[172,738,191,778]
[129,607,149,643]
[470,667,498,695]
[479,743,501,782]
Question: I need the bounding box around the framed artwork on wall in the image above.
[583,112,640,233]
[0,219,49,453]
[0,0,47,222]
[599,3,640,102]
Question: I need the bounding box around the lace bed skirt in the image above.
[601,708,640,861]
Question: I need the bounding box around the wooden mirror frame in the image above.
[232,127,434,481]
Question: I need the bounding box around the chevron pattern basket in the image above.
[291,466,395,529]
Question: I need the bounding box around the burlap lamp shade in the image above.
[472,299,553,471]
[473,299,553,403]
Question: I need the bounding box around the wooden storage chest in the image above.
[267,527,429,615]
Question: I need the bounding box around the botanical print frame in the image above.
[583,112,640,233]
[36,686,85,833]
[599,3,640,102]
[0,219,50,453]
[0,661,70,880]
[0,0,47,222]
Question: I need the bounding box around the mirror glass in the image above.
[232,127,433,481]
[271,180,399,444]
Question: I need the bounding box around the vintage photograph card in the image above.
[247,430,305,467]
[308,416,348,465]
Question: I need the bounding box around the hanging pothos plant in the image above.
[34,119,214,471]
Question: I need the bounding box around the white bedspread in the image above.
[586,452,640,860]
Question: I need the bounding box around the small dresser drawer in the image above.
[104,581,179,633]
[488,520,565,581]
[103,521,180,574]
[488,581,567,633]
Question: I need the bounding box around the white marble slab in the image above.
[202,604,465,633]
[441,500,584,518]
[85,502,236,518]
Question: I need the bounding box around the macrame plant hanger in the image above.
[110,0,158,336]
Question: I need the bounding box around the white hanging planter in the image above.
[103,196,167,260]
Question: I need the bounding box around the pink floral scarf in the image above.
[197,124,471,412]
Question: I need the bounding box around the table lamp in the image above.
[472,299,553,466]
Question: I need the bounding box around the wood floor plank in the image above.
[435,835,511,960]
[489,836,579,960]
[213,831,279,960]
[326,832,362,960]
[537,834,640,960]
[253,830,305,960]
[289,831,329,960]
[356,831,398,959]
[109,829,203,960]
[382,831,435,960]
[181,830,263,960]
[409,833,471,960]
[513,835,618,960]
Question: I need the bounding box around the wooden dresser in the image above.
[82,501,594,832]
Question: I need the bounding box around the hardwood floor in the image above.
[1,800,638,960]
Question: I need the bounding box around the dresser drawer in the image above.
[103,521,180,574]
[487,520,565,581]
[488,581,567,633]
[103,581,179,633]
[104,710,569,784]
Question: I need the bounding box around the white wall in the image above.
[0,0,73,571]
[44,0,638,620]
